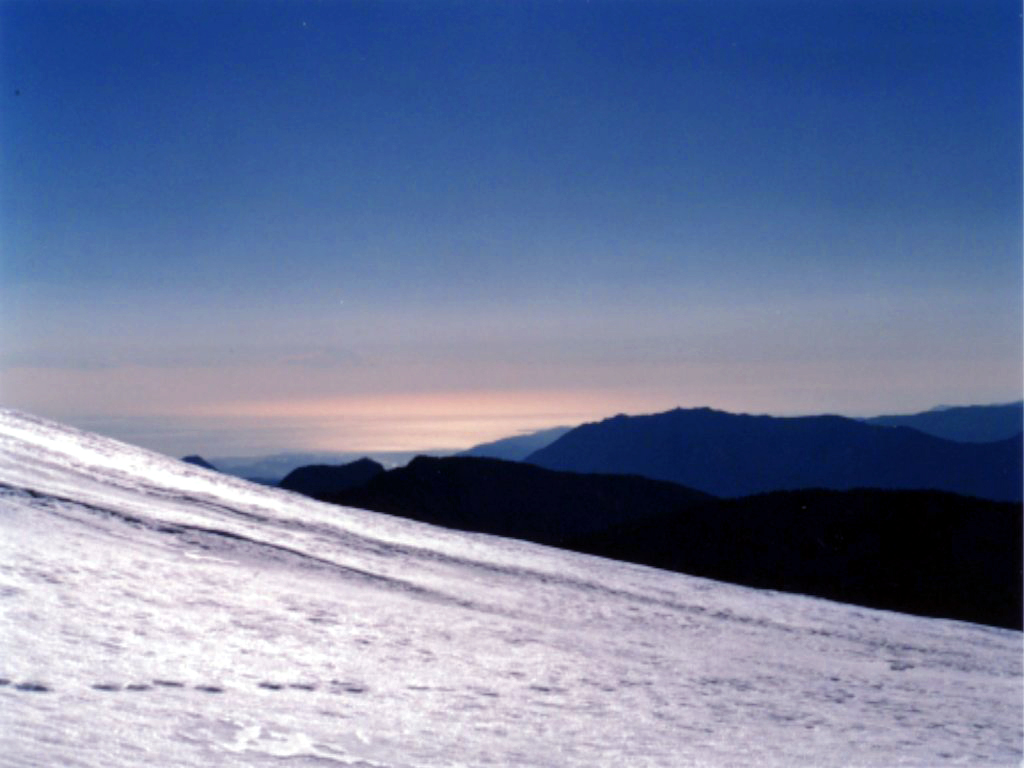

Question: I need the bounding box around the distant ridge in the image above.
[525,407,1022,501]
[328,455,712,543]
[181,455,217,471]
[212,450,446,484]
[864,401,1023,443]
[279,458,384,498]
[458,426,573,461]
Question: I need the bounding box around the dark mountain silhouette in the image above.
[569,489,1022,631]
[525,407,1023,502]
[181,455,218,471]
[279,458,384,497]
[212,450,440,484]
[325,456,713,544]
[458,426,573,461]
[320,456,1022,629]
[864,401,1023,443]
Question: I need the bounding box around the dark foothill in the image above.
[280,458,384,498]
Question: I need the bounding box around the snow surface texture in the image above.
[0,409,1021,767]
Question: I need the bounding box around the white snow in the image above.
[0,408,1021,767]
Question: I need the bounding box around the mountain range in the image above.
[862,401,1023,443]
[525,407,1022,501]
[195,402,1021,488]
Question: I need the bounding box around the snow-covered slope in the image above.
[1,409,1020,767]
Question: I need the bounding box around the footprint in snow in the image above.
[14,682,50,692]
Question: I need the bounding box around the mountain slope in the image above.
[864,401,1023,443]
[1,409,1021,767]
[527,407,1023,501]
[458,426,573,461]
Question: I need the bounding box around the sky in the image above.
[1,0,1021,457]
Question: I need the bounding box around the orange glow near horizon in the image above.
[188,389,679,452]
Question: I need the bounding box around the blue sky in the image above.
[1,0,1021,456]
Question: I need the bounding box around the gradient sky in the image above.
[1,0,1021,457]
